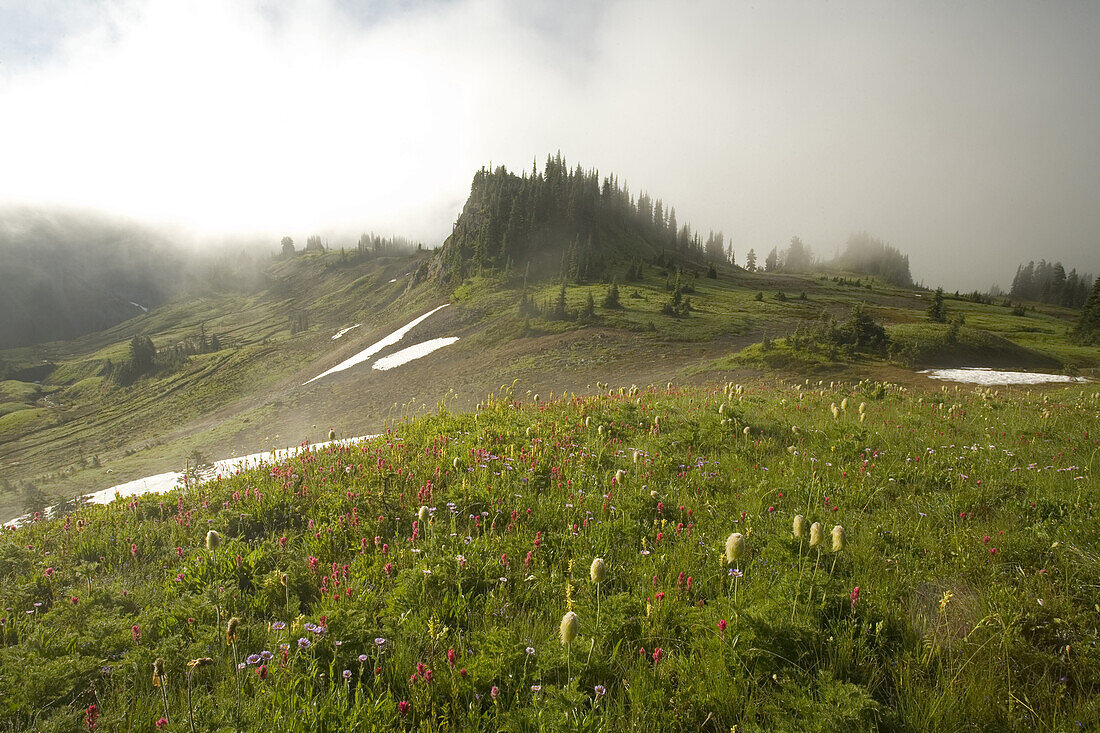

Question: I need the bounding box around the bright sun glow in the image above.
[0,1,475,237]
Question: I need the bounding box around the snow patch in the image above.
[920,368,1087,385]
[332,324,361,340]
[304,304,450,385]
[129,301,148,312]
[4,436,377,528]
[372,337,459,371]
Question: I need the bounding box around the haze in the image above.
[2,0,1098,291]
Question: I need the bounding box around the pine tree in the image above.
[1074,276,1100,343]
[928,288,947,323]
[602,282,620,308]
[784,236,812,271]
[745,249,757,272]
[764,247,779,272]
[553,282,568,320]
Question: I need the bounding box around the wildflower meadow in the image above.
[1,380,1098,731]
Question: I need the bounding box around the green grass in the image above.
[0,407,51,441]
[887,324,1059,369]
[2,380,1098,731]
[700,339,851,374]
[0,402,30,418]
[0,380,41,404]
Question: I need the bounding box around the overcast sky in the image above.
[2,0,1098,290]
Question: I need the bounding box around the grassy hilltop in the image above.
[1,380,1098,731]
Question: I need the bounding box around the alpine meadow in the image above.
[2,2,1100,732]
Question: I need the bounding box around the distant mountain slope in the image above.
[0,207,266,348]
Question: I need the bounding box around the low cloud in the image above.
[2,0,1098,290]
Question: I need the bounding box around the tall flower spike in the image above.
[560,611,579,644]
[725,533,745,564]
[206,530,222,551]
[590,558,607,583]
[418,506,430,523]
[809,522,823,548]
[152,658,165,687]
[226,617,240,644]
[793,514,806,540]
[831,525,846,552]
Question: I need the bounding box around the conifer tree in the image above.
[1074,276,1100,343]
[928,287,947,323]
[764,247,779,272]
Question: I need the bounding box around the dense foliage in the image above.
[1010,260,1093,309]
[2,381,1098,731]
[1074,276,1100,344]
[831,234,914,288]
[433,154,726,282]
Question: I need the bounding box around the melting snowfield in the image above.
[5,435,377,528]
[920,368,1087,385]
[331,324,361,340]
[373,337,460,371]
[304,304,450,385]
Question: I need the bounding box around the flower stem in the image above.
[186,671,196,733]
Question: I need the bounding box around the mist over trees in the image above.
[830,233,913,287]
[1009,260,1093,308]
[356,233,423,256]
[0,207,270,348]
[783,236,813,272]
[435,153,727,282]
